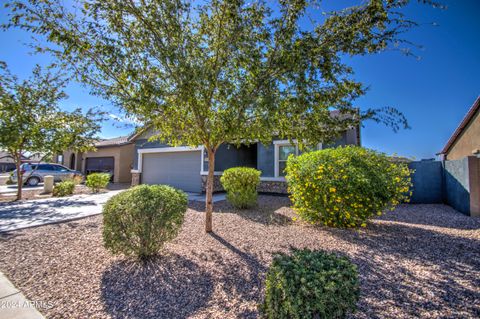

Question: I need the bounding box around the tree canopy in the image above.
[0,62,103,199]
[3,0,439,227]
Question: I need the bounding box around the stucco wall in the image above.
[64,144,134,183]
[62,150,82,170]
[408,161,443,204]
[444,158,471,215]
[446,111,480,160]
[406,158,479,216]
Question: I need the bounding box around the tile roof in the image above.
[438,96,480,155]
[95,136,131,147]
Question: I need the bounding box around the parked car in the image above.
[11,163,83,186]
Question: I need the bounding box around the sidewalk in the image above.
[0,272,45,319]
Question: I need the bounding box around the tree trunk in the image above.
[205,148,216,233]
[15,153,23,201]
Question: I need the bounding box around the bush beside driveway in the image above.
[0,196,479,318]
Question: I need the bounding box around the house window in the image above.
[57,154,64,164]
[278,145,296,176]
[274,141,323,177]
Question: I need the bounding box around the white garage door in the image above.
[142,151,201,193]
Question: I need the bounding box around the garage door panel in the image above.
[85,157,115,181]
[142,151,201,193]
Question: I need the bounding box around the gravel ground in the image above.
[0,196,479,318]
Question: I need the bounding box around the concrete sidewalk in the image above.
[0,190,124,233]
[0,272,45,319]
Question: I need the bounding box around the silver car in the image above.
[11,163,83,186]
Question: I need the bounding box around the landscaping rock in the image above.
[0,198,479,318]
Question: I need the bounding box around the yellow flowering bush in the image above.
[286,146,412,228]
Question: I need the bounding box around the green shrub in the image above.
[261,249,359,319]
[53,180,75,197]
[85,173,110,193]
[103,184,188,259]
[286,146,412,228]
[220,167,261,208]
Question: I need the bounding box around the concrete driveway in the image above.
[0,190,124,233]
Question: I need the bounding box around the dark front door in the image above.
[70,153,76,169]
[85,157,115,181]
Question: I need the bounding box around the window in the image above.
[57,155,64,164]
[53,165,69,171]
[274,141,323,177]
[278,145,296,177]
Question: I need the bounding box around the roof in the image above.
[0,151,34,163]
[438,96,480,155]
[95,136,131,148]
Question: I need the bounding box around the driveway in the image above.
[0,190,227,233]
[0,190,124,233]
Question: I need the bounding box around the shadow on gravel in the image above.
[190,195,293,226]
[325,220,480,318]
[377,204,480,230]
[206,232,268,318]
[101,254,214,319]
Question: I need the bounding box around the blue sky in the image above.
[1,0,479,159]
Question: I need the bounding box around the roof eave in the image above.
[438,95,480,155]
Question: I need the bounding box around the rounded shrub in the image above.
[286,146,412,228]
[220,167,261,209]
[86,172,111,193]
[261,249,359,319]
[52,180,75,197]
[102,184,188,259]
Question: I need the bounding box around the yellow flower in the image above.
[361,223,367,227]
[329,187,336,193]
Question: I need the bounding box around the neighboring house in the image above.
[0,151,23,173]
[60,136,134,183]
[130,126,360,194]
[438,96,480,160]
[0,151,42,173]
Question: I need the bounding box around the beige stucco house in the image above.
[60,136,134,183]
[439,96,480,160]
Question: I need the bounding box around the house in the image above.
[0,151,43,173]
[438,96,480,160]
[60,136,134,183]
[0,151,22,173]
[130,126,360,194]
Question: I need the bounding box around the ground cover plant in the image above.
[262,249,359,319]
[286,146,412,227]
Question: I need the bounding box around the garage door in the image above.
[85,157,115,181]
[142,151,201,193]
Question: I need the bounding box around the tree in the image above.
[3,0,439,230]
[0,62,102,200]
